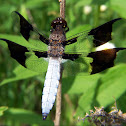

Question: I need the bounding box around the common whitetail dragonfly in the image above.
[0,11,126,120]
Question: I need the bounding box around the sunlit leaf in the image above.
[0,65,40,86]
[75,64,126,117]
[0,106,8,116]
[111,0,126,18]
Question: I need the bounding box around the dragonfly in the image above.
[0,11,126,120]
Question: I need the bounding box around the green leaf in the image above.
[0,34,48,86]
[62,57,92,79]
[0,106,8,116]
[25,53,48,74]
[25,0,51,9]
[66,24,91,38]
[75,0,92,8]
[4,108,53,125]
[65,24,92,53]
[91,0,109,5]
[0,34,47,51]
[97,64,126,106]
[111,0,126,18]
[65,73,101,94]
[75,64,126,117]
[0,65,40,86]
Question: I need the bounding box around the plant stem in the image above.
[54,0,66,126]
[54,78,62,126]
[60,0,66,19]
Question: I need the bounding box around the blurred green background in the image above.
[0,0,126,125]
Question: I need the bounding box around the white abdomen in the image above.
[42,57,61,119]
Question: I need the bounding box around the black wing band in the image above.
[87,47,126,74]
[14,11,49,45]
[64,18,121,47]
[0,39,29,67]
[34,51,48,58]
[14,11,33,41]
[63,37,78,46]
[62,53,80,61]
[88,18,122,47]
[34,52,79,60]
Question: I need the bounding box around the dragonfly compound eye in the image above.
[51,17,67,29]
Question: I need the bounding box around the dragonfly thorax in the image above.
[48,26,66,57]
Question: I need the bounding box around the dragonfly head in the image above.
[51,17,69,32]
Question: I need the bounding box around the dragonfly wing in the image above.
[87,48,126,74]
[63,37,78,46]
[34,51,48,58]
[0,39,28,67]
[14,11,49,45]
[88,18,122,47]
[62,55,92,77]
[0,38,48,72]
[14,11,33,41]
[64,18,124,75]
[65,18,122,54]
[62,53,80,61]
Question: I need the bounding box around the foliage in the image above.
[0,0,126,126]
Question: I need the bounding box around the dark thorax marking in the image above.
[48,25,66,57]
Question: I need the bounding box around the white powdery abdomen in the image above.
[42,57,61,119]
